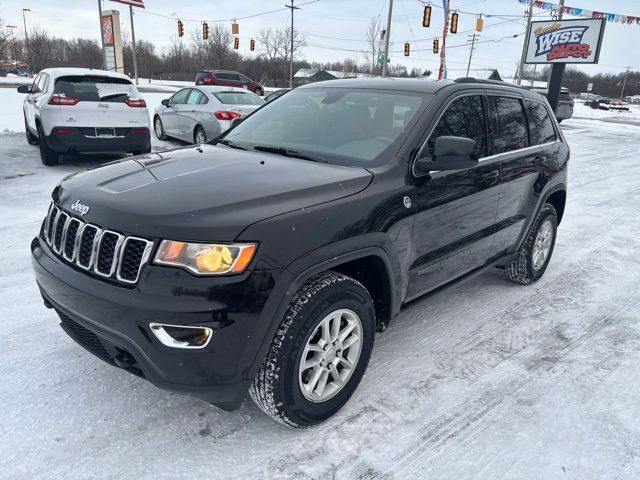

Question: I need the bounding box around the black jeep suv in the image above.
[32,78,568,427]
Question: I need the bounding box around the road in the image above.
[1,107,640,479]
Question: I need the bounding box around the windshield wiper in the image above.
[252,145,329,163]
[216,139,248,150]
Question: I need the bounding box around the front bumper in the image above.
[45,127,151,154]
[31,236,291,410]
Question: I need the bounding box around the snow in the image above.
[2,89,640,479]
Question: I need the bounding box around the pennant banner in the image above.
[517,0,640,26]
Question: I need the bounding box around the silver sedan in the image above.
[153,86,264,144]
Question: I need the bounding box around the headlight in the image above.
[154,240,257,275]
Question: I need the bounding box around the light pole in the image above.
[6,25,18,62]
[22,8,31,64]
[382,0,393,77]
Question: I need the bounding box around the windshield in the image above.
[222,87,427,167]
[54,75,139,102]
[214,92,264,105]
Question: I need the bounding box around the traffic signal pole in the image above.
[382,0,393,77]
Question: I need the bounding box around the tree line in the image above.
[0,16,637,96]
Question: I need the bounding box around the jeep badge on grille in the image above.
[71,200,90,216]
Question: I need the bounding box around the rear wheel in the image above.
[36,123,59,166]
[154,116,167,140]
[505,203,558,285]
[250,272,376,427]
[24,117,38,145]
[254,87,264,96]
[194,126,206,145]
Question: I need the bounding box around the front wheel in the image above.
[250,272,376,427]
[154,116,167,140]
[25,117,38,145]
[505,203,558,285]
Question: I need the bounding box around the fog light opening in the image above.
[149,323,213,349]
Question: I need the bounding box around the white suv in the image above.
[18,68,151,166]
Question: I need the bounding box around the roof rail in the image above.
[454,77,530,89]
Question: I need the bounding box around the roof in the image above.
[294,68,377,80]
[297,77,455,94]
[40,67,132,81]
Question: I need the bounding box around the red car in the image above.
[195,70,264,96]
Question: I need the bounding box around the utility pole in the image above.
[285,0,300,89]
[129,5,138,85]
[546,0,566,113]
[22,9,30,45]
[517,0,534,85]
[98,0,107,70]
[382,0,393,77]
[620,67,631,99]
[466,33,477,77]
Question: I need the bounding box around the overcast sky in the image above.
[1,0,638,77]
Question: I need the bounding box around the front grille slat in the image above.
[41,202,153,286]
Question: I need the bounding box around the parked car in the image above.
[530,87,574,122]
[18,68,150,166]
[153,86,264,144]
[195,70,264,96]
[32,78,568,426]
[264,88,290,103]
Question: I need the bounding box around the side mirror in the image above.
[161,99,170,106]
[416,136,478,174]
[230,117,244,128]
[17,85,31,94]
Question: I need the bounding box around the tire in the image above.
[250,271,376,427]
[25,117,38,145]
[254,87,264,96]
[154,115,167,141]
[505,203,558,285]
[36,123,59,166]
[132,147,152,156]
[194,126,206,145]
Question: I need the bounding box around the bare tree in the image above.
[0,18,10,60]
[364,16,382,75]
[258,27,306,63]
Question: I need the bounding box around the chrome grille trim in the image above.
[116,237,155,284]
[76,224,101,270]
[53,212,70,254]
[93,230,125,278]
[41,202,154,285]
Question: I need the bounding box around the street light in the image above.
[22,8,31,44]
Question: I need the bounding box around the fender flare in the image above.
[245,245,397,380]
[515,182,567,251]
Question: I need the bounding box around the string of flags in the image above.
[517,0,640,26]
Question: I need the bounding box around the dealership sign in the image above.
[525,18,605,64]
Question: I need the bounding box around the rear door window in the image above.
[53,75,138,102]
[186,89,204,105]
[425,94,487,159]
[214,92,264,105]
[488,96,529,154]
[524,100,556,145]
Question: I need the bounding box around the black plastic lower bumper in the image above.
[31,236,291,410]
[45,127,151,154]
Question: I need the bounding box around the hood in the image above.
[56,145,373,241]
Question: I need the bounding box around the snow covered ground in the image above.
[1,91,640,479]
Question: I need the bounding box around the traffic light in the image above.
[177,20,184,38]
[433,37,439,53]
[231,22,239,35]
[250,39,255,51]
[450,12,459,34]
[404,42,410,57]
[476,15,483,32]
[233,37,239,49]
[422,5,431,27]
[203,22,209,40]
